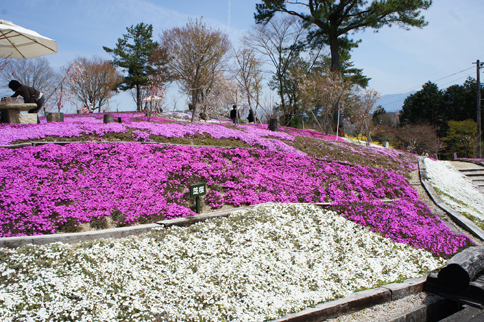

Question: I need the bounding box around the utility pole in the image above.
[474,60,483,158]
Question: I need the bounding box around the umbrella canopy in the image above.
[0,19,57,59]
[143,96,164,101]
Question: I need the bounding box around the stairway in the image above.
[458,166,484,193]
[459,169,484,192]
[451,161,484,193]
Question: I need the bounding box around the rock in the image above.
[199,112,209,121]
[103,114,114,124]
[18,114,38,124]
[46,113,64,122]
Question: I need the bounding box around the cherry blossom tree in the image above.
[41,64,77,115]
[348,88,381,143]
[197,72,241,120]
[133,75,167,121]
[299,67,352,134]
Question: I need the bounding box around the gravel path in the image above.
[326,293,442,322]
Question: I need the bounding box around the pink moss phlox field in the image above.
[37,112,150,125]
[302,137,418,175]
[0,142,473,257]
[244,123,344,141]
[331,199,473,258]
[0,122,127,145]
[245,123,417,174]
[0,115,303,155]
[238,124,296,141]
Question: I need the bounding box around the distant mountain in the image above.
[376,91,416,113]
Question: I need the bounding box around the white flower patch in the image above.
[424,158,484,221]
[0,204,443,322]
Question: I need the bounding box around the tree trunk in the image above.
[269,118,278,131]
[136,85,141,112]
[329,36,340,73]
[278,73,285,113]
[328,36,342,133]
[190,91,197,123]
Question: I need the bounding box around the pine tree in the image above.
[103,23,159,111]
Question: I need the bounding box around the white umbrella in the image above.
[0,19,57,59]
[143,96,164,102]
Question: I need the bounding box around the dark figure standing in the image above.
[247,108,255,123]
[8,80,45,114]
[230,105,240,124]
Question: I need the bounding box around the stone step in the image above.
[459,169,484,173]
[463,173,484,177]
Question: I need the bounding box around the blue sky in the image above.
[1,0,484,112]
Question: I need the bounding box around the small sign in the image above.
[189,183,207,198]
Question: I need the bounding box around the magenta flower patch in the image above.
[0,142,472,257]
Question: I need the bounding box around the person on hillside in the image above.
[8,80,45,114]
[230,105,240,124]
[247,108,255,123]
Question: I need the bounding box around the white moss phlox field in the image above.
[0,204,443,322]
[424,159,484,221]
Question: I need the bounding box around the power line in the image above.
[439,73,474,88]
[432,67,474,83]
[378,66,475,104]
[376,72,474,108]
[378,64,474,98]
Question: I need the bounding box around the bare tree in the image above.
[0,57,60,102]
[160,18,231,122]
[244,16,306,117]
[399,123,441,157]
[0,58,8,72]
[232,44,264,117]
[66,56,122,113]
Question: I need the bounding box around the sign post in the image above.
[189,183,207,214]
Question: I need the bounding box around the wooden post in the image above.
[195,196,200,214]
[475,60,483,158]
[438,246,484,292]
